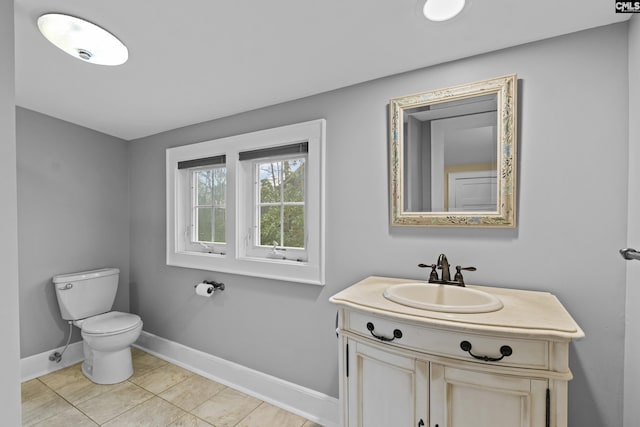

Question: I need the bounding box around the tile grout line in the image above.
[102,369,219,426]
[45,378,99,425]
[95,380,156,426]
[23,379,61,427]
[92,354,183,426]
[231,400,264,427]
[154,378,229,426]
[230,400,309,427]
[26,378,97,427]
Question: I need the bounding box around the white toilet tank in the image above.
[53,268,119,321]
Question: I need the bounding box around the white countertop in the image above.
[330,276,584,340]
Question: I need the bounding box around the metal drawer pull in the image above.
[366,322,403,342]
[460,340,513,362]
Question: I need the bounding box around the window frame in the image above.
[166,119,325,285]
[245,153,308,261]
[184,164,228,255]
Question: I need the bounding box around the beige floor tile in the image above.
[35,362,125,405]
[191,387,261,427]
[131,346,146,358]
[22,387,74,427]
[159,374,226,411]
[236,402,307,427]
[30,405,98,427]
[75,381,153,424]
[102,396,186,426]
[130,362,194,394]
[38,362,86,391]
[23,350,319,427]
[131,350,169,378]
[62,380,124,406]
[167,413,214,427]
[21,379,49,403]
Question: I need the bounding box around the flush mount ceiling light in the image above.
[422,0,466,22]
[37,13,128,66]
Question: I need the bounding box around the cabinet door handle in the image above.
[366,322,403,342]
[418,419,424,427]
[460,340,513,362]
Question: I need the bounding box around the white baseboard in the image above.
[21,340,84,382]
[135,331,339,427]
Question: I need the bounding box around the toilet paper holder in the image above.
[195,280,225,294]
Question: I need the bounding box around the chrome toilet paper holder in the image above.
[195,280,225,294]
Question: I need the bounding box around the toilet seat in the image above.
[80,311,142,336]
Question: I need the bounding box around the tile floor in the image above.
[22,347,322,427]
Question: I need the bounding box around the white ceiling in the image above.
[14,0,629,141]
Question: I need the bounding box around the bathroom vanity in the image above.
[330,276,584,427]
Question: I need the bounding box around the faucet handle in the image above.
[454,265,476,286]
[418,263,439,282]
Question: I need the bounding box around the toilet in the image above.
[52,268,142,384]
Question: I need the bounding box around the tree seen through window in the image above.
[194,167,226,243]
[258,157,305,248]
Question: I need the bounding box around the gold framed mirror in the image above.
[389,74,517,227]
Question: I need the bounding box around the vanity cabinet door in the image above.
[429,363,548,427]
[346,338,428,427]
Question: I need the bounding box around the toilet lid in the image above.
[82,311,142,335]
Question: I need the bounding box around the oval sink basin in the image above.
[383,283,503,313]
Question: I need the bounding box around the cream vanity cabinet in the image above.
[330,276,584,427]
[346,339,428,426]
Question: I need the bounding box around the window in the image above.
[189,166,226,252]
[178,155,227,255]
[239,142,308,261]
[166,119,325,285]
[256,157,305,249]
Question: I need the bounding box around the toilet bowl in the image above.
[75,311,143,384]
[52,268,143,384]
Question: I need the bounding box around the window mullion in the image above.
[209,172,214,243]
[279,162,284,247]
[254,162,261,249]
[191,172,197,243]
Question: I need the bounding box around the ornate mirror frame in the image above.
[389,74,517,227]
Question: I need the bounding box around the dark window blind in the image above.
[177,154,226,170]
[238,142,308,161]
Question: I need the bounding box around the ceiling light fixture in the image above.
[37,13,128,66]
[422,0,466,22]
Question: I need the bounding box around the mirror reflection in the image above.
[403,94,497,212]
[389,74,517,227]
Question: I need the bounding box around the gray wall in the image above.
[1,0,22,423]
[130,24,628,426]
[17,108,130,357]
[625,14,640,427]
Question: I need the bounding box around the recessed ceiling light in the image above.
[37,13,128,66]
[423,0,466,22]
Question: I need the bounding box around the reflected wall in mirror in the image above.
[390,74,517,227]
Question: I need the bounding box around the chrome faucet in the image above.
[418,253,476,287]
